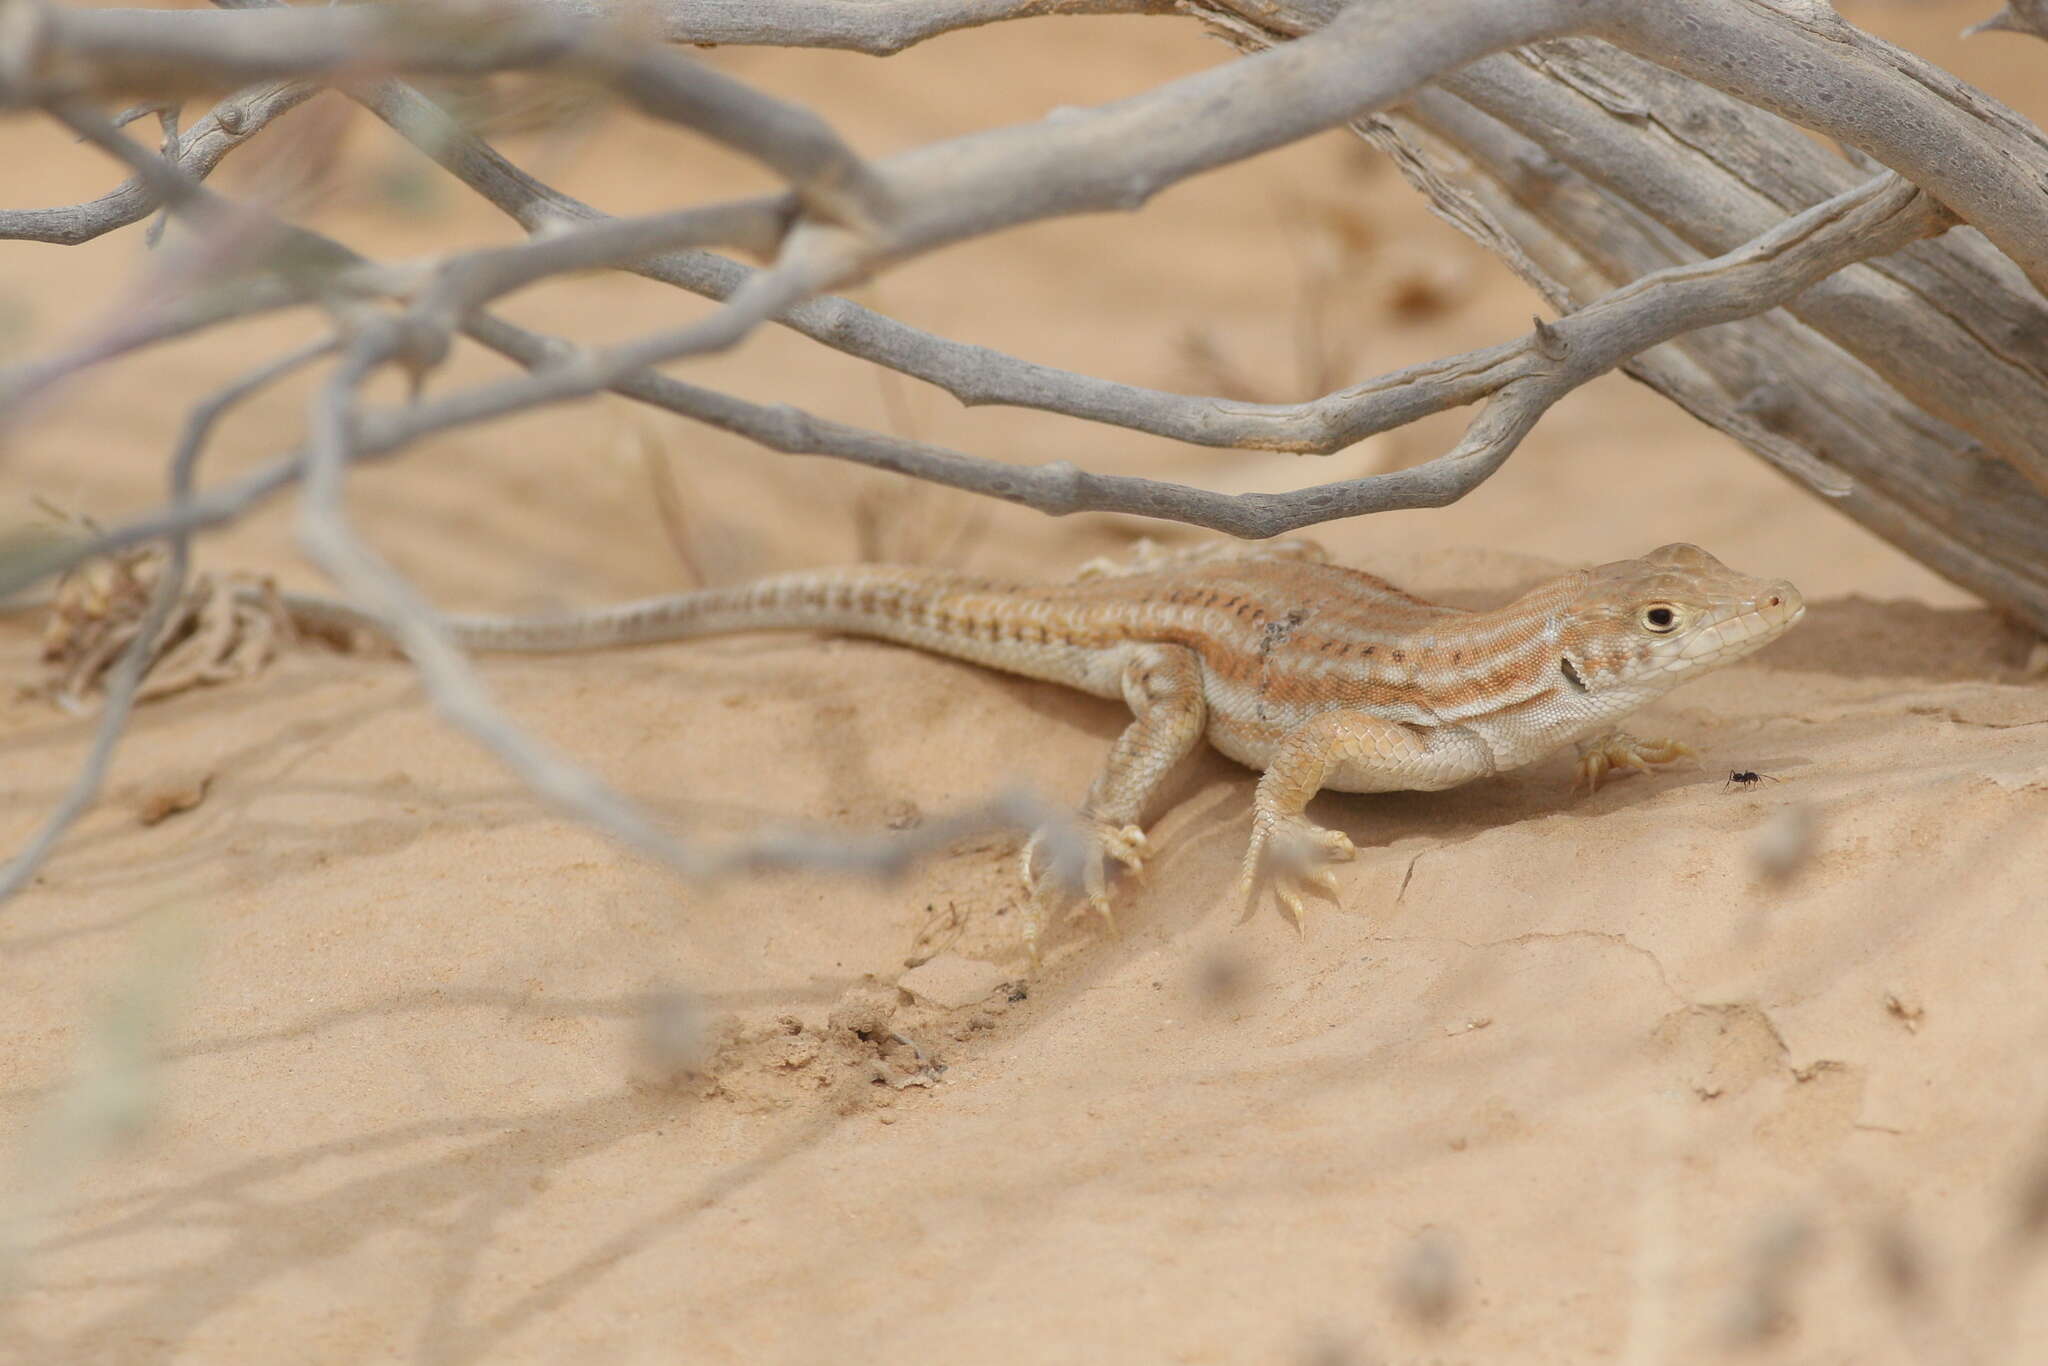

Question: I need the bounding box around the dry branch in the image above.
[1968,3,2048,41]
[0,0,2020,573]
[0,161,1943,608]
[571,0,1179,55]
[430,171,1943,528]
[1434,47,2048,494]
[0,81,315,244]
[1373,55,2048,629]
[26,1,2048,292]
[25,1,1600,289]
[1599,1,2048,294]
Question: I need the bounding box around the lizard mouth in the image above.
[1676,580,1805,666]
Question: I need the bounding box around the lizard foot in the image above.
[1018,816,1149,961]
[1238,811,1354,932]
[1573,732,1696,794]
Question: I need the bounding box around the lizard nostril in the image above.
[1766,595,1781,608]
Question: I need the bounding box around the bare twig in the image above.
[88,0,1597,418]
[9,64,1548,460]
[561,0,1179,55]
[36,0,1181,67]
[38,1,894,227]
[0,116,791,411]
[0,84,318,244]
[43,0,2048,295]
[420,198,792,311]
[397,253,840,422]
[355,78,1455,454]
[20,0,1989,477]
[46,97,254,234]
[0,459,295,605]
[1429,50,2048,493]
[0,97,364,419]
[293,321,742,880]
[35,1,1604,289]
[392,195,796,372]
[1966,3,2048,41]
[0,272,324,425]
[418,172,1945,529]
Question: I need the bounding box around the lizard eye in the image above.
[1640,604,1681,633]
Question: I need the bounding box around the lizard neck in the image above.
[1443,576,1680,766]
[1356,574,1584,727]
[1352,573,1664,773]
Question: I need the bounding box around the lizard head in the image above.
[1554,543,1803,701]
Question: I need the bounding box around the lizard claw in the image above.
[1096,822,1149,879]
[1019,817,1149,959]
[1574,732,1696,794]
[1238,812,1354,932]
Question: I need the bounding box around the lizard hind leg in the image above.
[1016,644,1207,960]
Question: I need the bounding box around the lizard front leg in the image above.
[1573,731,1697,794]
[1240,710,1493,929]
[1020,644,1205,959]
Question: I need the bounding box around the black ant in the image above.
[1724,769,1781,793]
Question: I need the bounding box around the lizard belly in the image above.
[1462,689,1643,772]
[1323,723,1495,793]
[1203,713,1287,771]
[1205,711,1496,794]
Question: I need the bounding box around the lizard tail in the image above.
[279,565,1018,655]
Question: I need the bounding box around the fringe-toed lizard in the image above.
[287,539,1804,957]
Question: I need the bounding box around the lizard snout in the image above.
[1758,579,1804,629]
[1672,577,1805,665]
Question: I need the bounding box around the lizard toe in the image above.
[1240,813,1351,928]
[1017,814,1148,950]
[1104,823,1149,877]
[1573,732,1694,795]
[1277,885,1308,934]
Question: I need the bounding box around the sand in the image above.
[4,3,2048,1361]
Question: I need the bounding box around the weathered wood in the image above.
[1202,4,2048,634]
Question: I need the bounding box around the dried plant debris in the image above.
[37,540,292,713]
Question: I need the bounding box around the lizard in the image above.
[278,537,1805,958]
